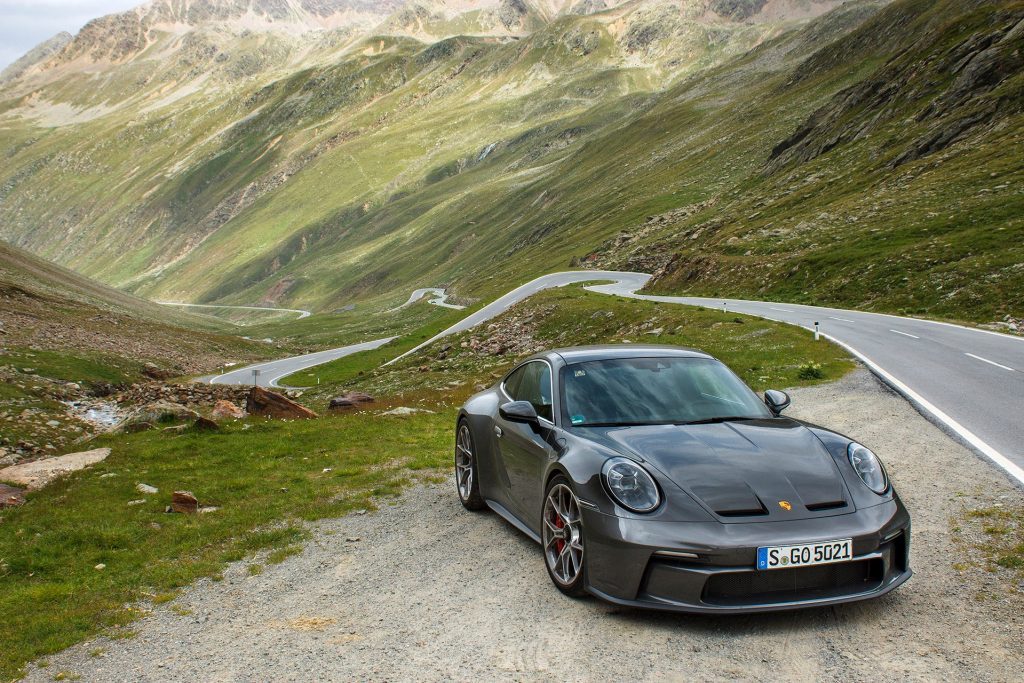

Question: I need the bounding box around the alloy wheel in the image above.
[455,423,474,501]
[543,483,584,586]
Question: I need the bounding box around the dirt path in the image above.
[25,370,1024,681]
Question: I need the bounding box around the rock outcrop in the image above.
[246,387,318,419]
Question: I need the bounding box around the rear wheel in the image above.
[542,475,587,596]
[455,420,485,511]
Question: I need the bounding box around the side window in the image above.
[509,361,553,422]
[503,365,527,398]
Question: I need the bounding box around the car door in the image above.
[496,360,556,522]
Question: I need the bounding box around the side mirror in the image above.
[764,389,791,415]
[499,400,539,425]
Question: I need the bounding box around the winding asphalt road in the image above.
[157,301,312,319]
[208,270,1024,486]
[386,288,465,312]
[202,337,396,388]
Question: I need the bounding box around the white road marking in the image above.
[889,329,920,339]
[965,353,1016,372]
[770,307,795,313]
[829,316,855,323]
[817,333,1024,488]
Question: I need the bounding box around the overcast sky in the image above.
[0,0,141,70]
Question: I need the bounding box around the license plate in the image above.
[757,538,853,570]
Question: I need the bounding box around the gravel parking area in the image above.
[25,370,1024,681]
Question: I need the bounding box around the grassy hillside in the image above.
[0,0,1020,327]
[0,1,846,308]
[0,240,278,369]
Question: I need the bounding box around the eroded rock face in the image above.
[0,447,111,490]
[246,387,318,419]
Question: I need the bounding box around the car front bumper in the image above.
[581,500,911,614]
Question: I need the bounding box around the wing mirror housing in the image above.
[499,400,540,425]
[764,389,791,415]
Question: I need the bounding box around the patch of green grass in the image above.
[959,504,1024,583]
[267,545,303,565]
[1,348,142,387]
[0,410,451,680]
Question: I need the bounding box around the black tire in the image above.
[455,419,486,511]
[542,475,588,597]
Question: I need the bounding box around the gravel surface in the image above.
[25,370,1024,681]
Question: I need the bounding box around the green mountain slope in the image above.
[0,0,848,305]
[0,0,1020,324]
[639,0,1024,320]
[0,239,273,374]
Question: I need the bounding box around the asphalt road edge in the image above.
[819,331,1024,489]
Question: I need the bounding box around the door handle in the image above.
[494,425,503,438]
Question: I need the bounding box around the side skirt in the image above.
[485,499,541,544]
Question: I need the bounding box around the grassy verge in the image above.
[954,504,1024,598]
[0,410,452,680]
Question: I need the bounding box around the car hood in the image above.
[585,419,854,522]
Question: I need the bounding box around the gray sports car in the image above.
[454,345,911,613]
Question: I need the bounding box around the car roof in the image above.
[542,344,714,365]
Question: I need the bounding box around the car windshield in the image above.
[560,357,772,427]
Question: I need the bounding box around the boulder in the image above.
[142,363,176,380]
[246,387,318,420]
[121,401,199,431]
[171,490,199,514]
[0,483,26,508]
[211,400,246,420]
[380,406,435,416]
[0,448,111,490]
[192,416,219,431]
[328,392,375,411]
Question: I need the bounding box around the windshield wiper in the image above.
[675,415,759,426]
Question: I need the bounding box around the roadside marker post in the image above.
[722,302,727,313]
[252,368,260,386]
[814,322,820,341]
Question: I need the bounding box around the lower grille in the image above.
[702,558,883,606]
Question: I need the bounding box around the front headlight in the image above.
[602,457,660,513]
[848,442,888,495]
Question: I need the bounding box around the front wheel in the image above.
[542,475,587,597]
[455,420,485,511]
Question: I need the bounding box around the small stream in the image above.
[64,400,126,429]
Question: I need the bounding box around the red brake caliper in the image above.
[554,514,565,554]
